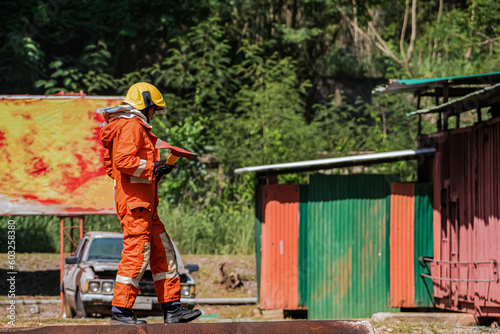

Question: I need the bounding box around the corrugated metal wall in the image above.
[255,186,263,304]
[259,184,300,310]
[414,183,434,307]
[389,183,434,308]
[390,183,415,307]
[305,174,393,320]
[420,117,500,317]
[299,185,309,307]
[474,119,500,316]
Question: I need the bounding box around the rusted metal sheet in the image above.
[305,174,394,320]
[298,185,309,307]
[12,320,376,334]
[260,184,300,310]
[390,183,415,307]
[419,117,500,317]
[389,182,434,308]
[474,119,500,317]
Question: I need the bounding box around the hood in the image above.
[91,262,120,272]
[100,111,151,150]
[100,117,123,149]
[99,105,152,149]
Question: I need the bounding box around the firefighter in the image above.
[100,82,201,325]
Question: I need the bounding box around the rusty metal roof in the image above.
[234,148,436,175]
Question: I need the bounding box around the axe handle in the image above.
[166,154,179,165]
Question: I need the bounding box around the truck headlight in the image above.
[180,286,191,297]
[89,282,100,293]
[102,282,114,294]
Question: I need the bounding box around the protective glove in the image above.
[154,159,174,182]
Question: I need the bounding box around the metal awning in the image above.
[377,72,500,95]
[407,82,500,117]
[234,148,436,176]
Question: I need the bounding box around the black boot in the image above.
[164,306,201,323]
[110,313,147,326]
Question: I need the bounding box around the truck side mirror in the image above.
[185,264,199,273]
[65,256,78,265]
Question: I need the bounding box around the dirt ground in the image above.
[1,253,499,332]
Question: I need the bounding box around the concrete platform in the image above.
[372,312,477,326]
[0,321,375,334]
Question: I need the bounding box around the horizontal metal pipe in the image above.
[421,273,496,283]
[422,257,497,265]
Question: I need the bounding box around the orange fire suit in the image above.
[100,116,180,309]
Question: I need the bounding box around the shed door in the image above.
[260,184,300,310]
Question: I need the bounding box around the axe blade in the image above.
[159,141,197,161]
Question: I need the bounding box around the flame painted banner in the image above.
[0,96,121,215]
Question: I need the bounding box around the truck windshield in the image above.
[86,238,123,262]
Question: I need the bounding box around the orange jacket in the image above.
[100,117,162,218]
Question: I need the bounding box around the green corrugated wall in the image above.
[255,185,263,303]
[305,174,395,320]
[414,183,434,306]
[298,185,309,306]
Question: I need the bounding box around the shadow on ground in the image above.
[0,269,60,296]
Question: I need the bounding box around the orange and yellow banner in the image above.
[0,96,121,215]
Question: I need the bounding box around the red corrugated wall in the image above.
[474,120,500,316]
[260,184,300,310]
[390,183,415,307]
[421,117,500,317]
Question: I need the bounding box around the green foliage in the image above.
[157,203,254,255]
[35,40,116,94]
[218,46,318,168]
[153,16,234,124]
[154,116,211,208]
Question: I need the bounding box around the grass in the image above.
[0,203,255,255]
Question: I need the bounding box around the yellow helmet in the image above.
[122,82,166,113]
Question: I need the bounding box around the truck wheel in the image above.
[75,290,89,318]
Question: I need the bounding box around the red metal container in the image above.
[390,183,415,307]
[260,184,300,310]
[419,117,500,317]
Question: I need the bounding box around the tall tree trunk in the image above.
[353,0,358,51]
[432,0,443,57]
[400,0,409,63]
[292,0,298,28]
[286,0,292,28]
[406,0,417,67]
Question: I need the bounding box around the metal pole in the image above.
[60,218,64,312]
[418,114,422,135]
[79,217,83,240]
[70,218,74,253]
[443,85,449,131]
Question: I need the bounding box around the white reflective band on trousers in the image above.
[115,241,150,288]
[116,275,140,288]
